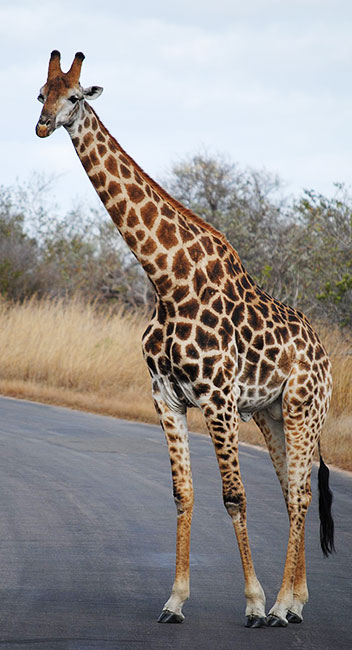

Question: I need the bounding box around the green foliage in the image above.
[0,176,152,308]
[295,186,352,326]
[317,273,352,327]
[0,184,41,299]
[318,274,352,302]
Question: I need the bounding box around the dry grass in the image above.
[0,297,156,422]
[0,297,350,471]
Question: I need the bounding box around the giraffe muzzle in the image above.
[35,115,54,138]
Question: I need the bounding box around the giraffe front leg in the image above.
[154,396,193,624]
[232,501,267,628]
[202,399,266,628]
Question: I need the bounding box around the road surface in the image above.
[0,396,350,650]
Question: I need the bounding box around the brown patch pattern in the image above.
[61,96,333,627]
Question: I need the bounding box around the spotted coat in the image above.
[36,51,333,629]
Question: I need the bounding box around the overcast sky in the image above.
[2,0,352,212]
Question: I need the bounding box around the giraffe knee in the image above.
[173,487,194,515]
[223,491,246,518]
[288,488,312,514]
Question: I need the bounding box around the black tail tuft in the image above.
[318,454,335,557]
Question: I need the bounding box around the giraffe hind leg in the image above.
[253,408,308,626]
[261,383,321,627]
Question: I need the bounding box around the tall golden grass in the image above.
[0,297,350,470]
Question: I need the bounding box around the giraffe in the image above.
[36,51,335,628]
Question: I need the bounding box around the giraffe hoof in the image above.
[266,614,288,627]
[157,609,184,624]
[245,615,268,628]
[287,610,303,624]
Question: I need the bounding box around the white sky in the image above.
[1,0,352,211]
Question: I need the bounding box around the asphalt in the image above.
[0,395,350,650]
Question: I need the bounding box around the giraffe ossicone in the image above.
[36,51,335,629]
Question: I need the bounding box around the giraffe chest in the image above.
[143,310,292,419]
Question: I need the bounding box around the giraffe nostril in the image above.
[38,116,51,126]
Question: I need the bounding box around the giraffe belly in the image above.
[237,387,284,422]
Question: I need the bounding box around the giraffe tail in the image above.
[317,447,335,557]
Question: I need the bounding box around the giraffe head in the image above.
[36,50,103,138]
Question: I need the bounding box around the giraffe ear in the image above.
[83,86,103,100]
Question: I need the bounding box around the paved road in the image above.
[0,396,350,650]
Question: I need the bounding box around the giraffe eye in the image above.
[37,93,45,104]
[68,95,79,104]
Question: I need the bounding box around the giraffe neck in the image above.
[66,102,241,301]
